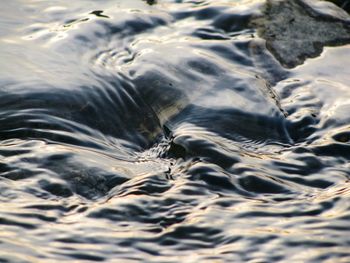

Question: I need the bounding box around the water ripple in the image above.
[1,0,350,262]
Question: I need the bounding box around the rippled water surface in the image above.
[1,0,350,262]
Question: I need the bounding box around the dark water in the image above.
[1,0,350,262]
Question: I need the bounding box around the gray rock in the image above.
[252,0,350,68]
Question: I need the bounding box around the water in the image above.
[0,0,350,262]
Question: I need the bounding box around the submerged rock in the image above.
[252,0,350,68]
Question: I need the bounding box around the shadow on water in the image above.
[143,0,158,5]
[326,0,350,12]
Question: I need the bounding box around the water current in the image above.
[1,0,350,262]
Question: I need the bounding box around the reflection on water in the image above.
[1,0,350,262]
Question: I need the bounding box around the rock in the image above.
[252,0,350,68]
